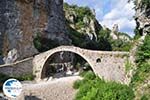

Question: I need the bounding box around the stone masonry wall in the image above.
[0,46,130,84]
[0,57,33,77]
[33,46,130,84]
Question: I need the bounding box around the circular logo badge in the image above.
[3,79,22,98]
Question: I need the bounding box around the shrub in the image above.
[136,35,150,63]
[15,74,35,81]
[0,73,10,83]
[0,74,10,92]
[134,28,141,40]
[130,35,150,100]
[83,71,96,80]
[33,32,59,52]
[0,73,34,83]
[141,0,150,8]
[73,80,82,89]
[141,95,149,100]
[97,29,132,51]
[110,39,132,51]
[74,72,135,100]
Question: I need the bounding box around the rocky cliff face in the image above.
[0,0,133,63]
[0,0,39,60]
[110,24,131,41]
[135,0,150,35]
[0,0,71,62]
[44,0,71,44]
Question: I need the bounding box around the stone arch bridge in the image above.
[33,46,130,84]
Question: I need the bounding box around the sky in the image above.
[64,0,136,37]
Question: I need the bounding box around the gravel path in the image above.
[15,76,82,100]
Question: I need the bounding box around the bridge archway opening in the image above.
[96,58,101,63]
[41,51,93,79]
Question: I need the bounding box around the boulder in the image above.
[3,48,18,64]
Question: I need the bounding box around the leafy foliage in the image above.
[64,3,95,30]
[97,29,112,51]
[134,0,150,8]
[110,39,132,51]
[64,3,94,22]
[97,29,132,51]
[0,73,10,83]
[141,94,150,100]
[65,3,132,51]
[68,27,108,50]
[136,35,150,63]
[128,33,150,99]
[141,0,150,8]
[131,35,150,86]
[134,28,142,40]
[68,26,132,51]
[15,74,35,81]
[0,73,34,83]
[74,71,135,100]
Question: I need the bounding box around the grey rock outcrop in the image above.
[44,0,71,44]
[110,24,131,41]
[110,24,119,40]
[3,48,18,64]
[0,56,4,65]
[0,0,38,60]
[64,4,102,41]
[43,0,73,66]
[0,0,6,56]
[0,0,72,62]
[135,0,150,35]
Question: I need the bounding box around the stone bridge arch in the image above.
[41,48,95,79]
[33,46,130,84]
[33,46,95,80]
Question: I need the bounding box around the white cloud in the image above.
[101,0,136,36]
[102,18,135,30]
[64,0,136,36]
[64,0,104,19]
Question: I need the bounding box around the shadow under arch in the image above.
[41,51,94,79]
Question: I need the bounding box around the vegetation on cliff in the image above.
[131,34,150,99]
[64,3,95,26]
[33,3,132,52]
[34,33,59,52]
[135,37,150,84]
[134,0,150,8]
[64,3,132,51]
[141,0,150,7]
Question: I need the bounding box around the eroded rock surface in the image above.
[0,0,72,62]
[0,0,39,60]
[135,0,150,35]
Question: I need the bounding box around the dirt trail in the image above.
[15,76,81,100]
